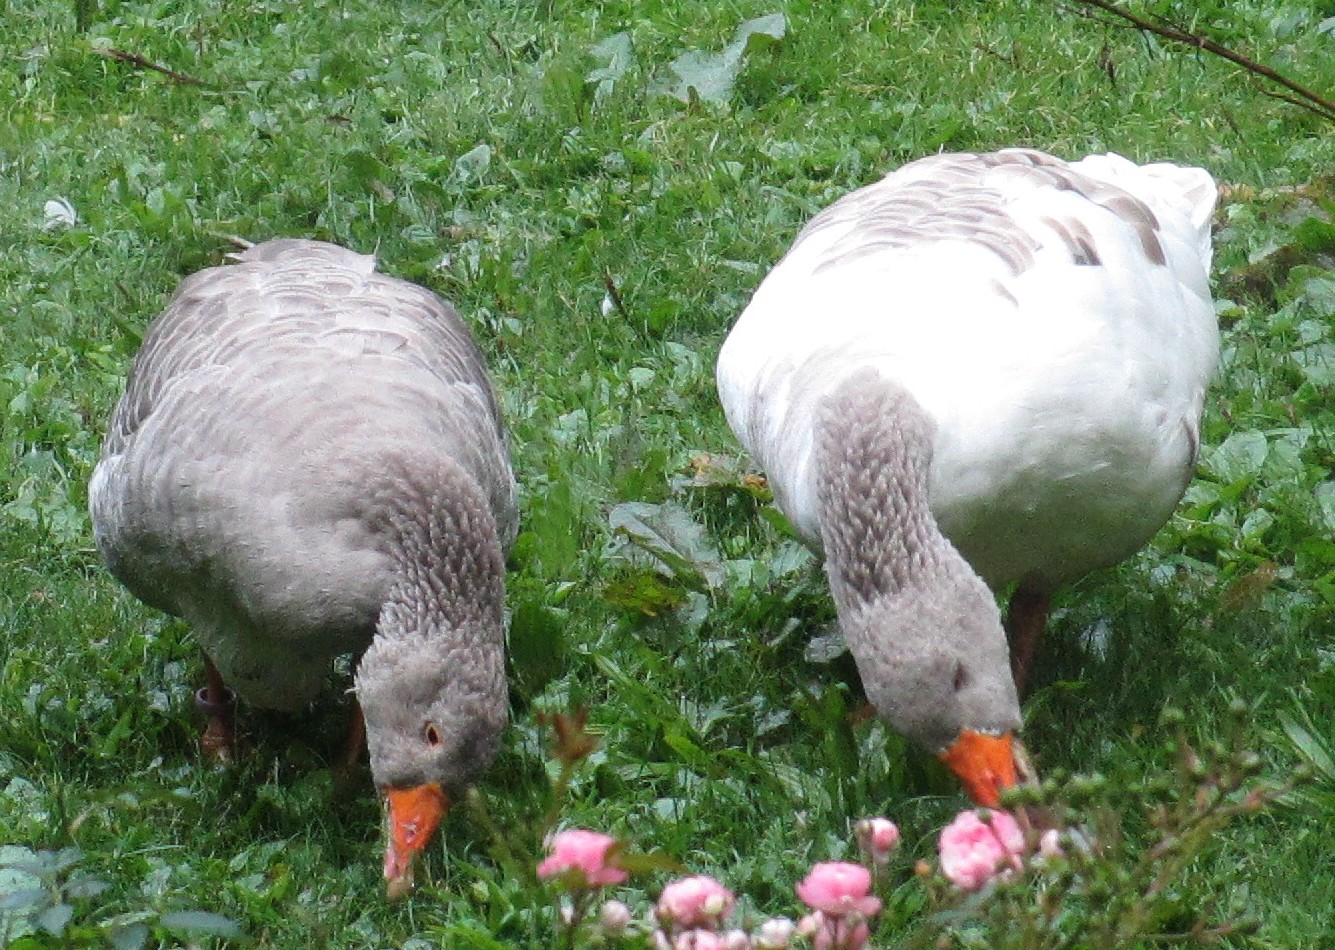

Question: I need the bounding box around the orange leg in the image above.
[333,699,367,794]
[195,655,237,763]
[1006,584,1051,697]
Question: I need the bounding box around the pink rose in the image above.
[656,875,736,929]
[794,862,883,918]
[854,817,900,867]
[536,829,627,887]
[937,809,1026,891]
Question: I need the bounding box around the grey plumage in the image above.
[816,370,1020,755]
[90,238,516,795]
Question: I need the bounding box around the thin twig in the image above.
[1062,0,1335,124]
[973,41,1020,67]
[1262,88,1333,115]
[93,46,209,87]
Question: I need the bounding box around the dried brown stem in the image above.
[1063,0,1335,124]
[602,272,628,317]
[93,46,209,87]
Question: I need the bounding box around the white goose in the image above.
[89,239,518,895]
[717,148,1217,805]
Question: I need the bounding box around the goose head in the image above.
[816,369,1022,806]
[353,463,510,897]
[357,625,507,897]
[835,558,1021,805]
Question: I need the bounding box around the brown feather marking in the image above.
[1039,215,1102,266]
[787,148,1170,286]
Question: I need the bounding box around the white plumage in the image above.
[720,148,1216,591]
[717,148,1218,802]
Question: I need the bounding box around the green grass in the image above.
[2,0,1334,945]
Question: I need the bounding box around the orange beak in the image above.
[938,730,1018,807]
[383,783,449,899]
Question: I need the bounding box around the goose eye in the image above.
[952,662,970,693]
[424,723,443,747]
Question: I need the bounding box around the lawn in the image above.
[2,0,1334,946]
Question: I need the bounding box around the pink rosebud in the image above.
[673,930,732,950]
[536,829,628,887]
[796,913,829,950]
[840,920,871,950]
[796,911,825,937]
[754,917,796,948]
[724,929,751,950]
[854,817,900,867]
[599,898,633,933]
[794,862,883,918]
[1039,829,1064,859]
[657,875,736,928]
[794,910,870,950]
[937,809,1026,891]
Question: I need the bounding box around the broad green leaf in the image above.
[453,143,492,181]
[602,570,688,616]
[1203,430,1268,485]
[107,923,150,950]
[158,910,243,938]
[340,148,389,188]
[36,903,72,936]
[1239,507,1274,540]
[804,625,848,663]
[0,889,47,912]
[605,500,723,590]
[1317,481,1335,531]
[0,845,39,877]
[1294,342,1334,386]
[61,875,108,900]
[586,31,634,102]
[656,13,787,104]
[1293,275,1335,316]
[507,594,568,700]
[1290,216,1335,255]
[525,475,582,580]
